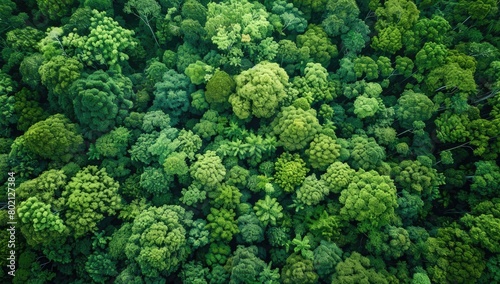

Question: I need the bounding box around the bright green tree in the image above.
[229,61,289,119]
[62,166,122,237]
[339,169,398,232]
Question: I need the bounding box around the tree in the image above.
[395,90,436,129]
[38,55,83,109]
[415,42,448,72]
[321,161,356,194]
[190,150,226,188]
[63,9,137,71]
[281,253,318,284]
[270,0,307,34]
[125,205,193,277]
[272,106,321,151]
[152,69,194,123]
[425,225,486,283]
[313,240,343,281]
[470,160,500,197]
[295,174,329,206]
[62,166,122,237]
[366,225,411,259]
[347,135,386,171]
[293,62,337,103]
[236,213,264,244]
[17,197,68,246]
[332,252,389,283]
[70,71,134,135]
[297,25,338,68]
[305,133,341,170]
[229,61,289,119]
[205,208,239,242]
[391,158,444,198]
[274,152,308,193]
[205,70,236,104]
[253,195,284,227]
[36,0,75,20]
[23,114,84,162]
[124,0,161,47]
[339,169,398,232]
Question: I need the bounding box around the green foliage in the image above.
[392,158,444,197]
[39,55,83,107]
[204,0,274,64]
[13,88,48,132]
[3,0,500,282]
[187,219,210,249]
[190,150,226,188]
[425,225,486,283]
[339,169,398,232]
[18,196,68,246]
[217,133,277,166]
[91,127,130,159]
[164,151,189,176]
[193,110,225,139]
[206,207,239,242]
[109,223,133,260]
[180,183,207,206]
[123,0,161,47]
[281,253,318,284]
[185,60,214,85]
[236,213,264,244]
[140,166,173,195]
[470,160,500,197]
[371,24,403,54]
[296,24,338,68]
[70,71,134,135]
[63,9,137,71]
[332,252,389,283]
[313,240,343,280]
[205,243,232,267]
[152,69,194,121]
[296,174,329,206]
[270,0,307,34]
[321,161,356,194]
[353,95,380,118]
[19,53,44,89]
[62,166,121,237]
[321,0,361,37]
[125,205,193,277]
[226,246,266,283]
[17,169,67,206]
[415,42,448,72]
[293,62,337,103]
[253,195,284,227]
[205,70,235,104]
[36,0,75,20]
[396,90,436,129]
[173,129,203,161]
[85,252,118,283]
[23,114,84,162]
[0,0,28,38]
[354,56,379,80]
[180,261,210,284]
[208,183,242,210]
[366,225,411,259]
[426,62,477,95]
[272,106,321,151]
[461,207,500,253]
[229,61,289,119]
[348,135,386,170]
[274,152,308,193]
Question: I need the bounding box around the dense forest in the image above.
[1,0,500,283]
